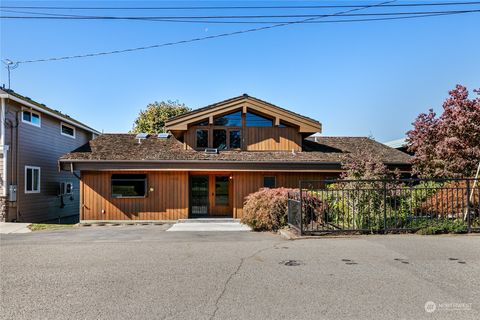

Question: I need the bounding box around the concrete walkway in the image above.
[0,222,31,234]
[167,218,251,232]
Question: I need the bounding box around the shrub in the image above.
[413,219,468,235]
[241,188,291,231]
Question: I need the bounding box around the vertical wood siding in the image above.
[81,171,189,220]
[244,127,301,151]
[80,170,338,220]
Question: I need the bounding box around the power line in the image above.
[2,9,480,20]
[11,0,395,64]
[1,9,473,25]
[1,1,479,10]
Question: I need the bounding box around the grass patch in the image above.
[28,224,77,231]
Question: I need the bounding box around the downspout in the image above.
[1,97,7,198]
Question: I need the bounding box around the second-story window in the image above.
[61,123,76,138]
[196,129,209,148]
[246,111,273,127]
[229,130,241,149]
[213,129,227,150]
[22,110,41,127]
[25,166,41,193]
[214,111,242,126]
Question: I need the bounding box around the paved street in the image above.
[1,226,479,320]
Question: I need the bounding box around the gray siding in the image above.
[0,153,3,195]
[4,99,94,222]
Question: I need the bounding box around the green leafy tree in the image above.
[132,100,191,134]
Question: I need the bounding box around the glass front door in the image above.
[190,176,209,217]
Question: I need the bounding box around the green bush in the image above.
[413,219,467,235]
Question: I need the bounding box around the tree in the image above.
[131,100,191,134]
[406,85,480,178]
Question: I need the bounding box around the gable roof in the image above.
[60,134,411,167]
[165,94,321,133]
[0,88,100,134]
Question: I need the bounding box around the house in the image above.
[383,138,410,154]
[0,88,100,222]
[59,94,410,221]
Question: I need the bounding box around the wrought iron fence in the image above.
[287,178,480,235]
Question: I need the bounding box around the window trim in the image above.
[263,176,276,188]
[25,166,41,194]
[21,109,41,127]
[111,174,148,199]
[60,122,76,139]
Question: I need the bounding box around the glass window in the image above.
[214,111,242,126]
[215,176,229,206]
[61,123,75,138]
[25,166,41,193]
[246,112,273,127]
[213,129,227,150]
[22,111,41,127]
[111,174,147,198]
[229,130,241,149]
[195,119,209,126]
[263,176,276,188]
[196,129,209,148]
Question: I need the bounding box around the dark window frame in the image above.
[111,174,147,198]
[263,176,276,188]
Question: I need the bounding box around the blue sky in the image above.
[1,1,479,141]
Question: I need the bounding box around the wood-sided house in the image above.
[59,95,410,221]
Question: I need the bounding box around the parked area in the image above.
[1,227,479,320]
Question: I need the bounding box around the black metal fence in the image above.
[287,178,480,235]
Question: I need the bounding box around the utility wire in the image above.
[1,1,479,10]
[1,8,474,24]
[11,0,396,65]
[3,9,480,20]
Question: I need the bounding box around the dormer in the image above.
[165,95,321,152]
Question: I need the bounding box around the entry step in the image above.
[178,218,241,224]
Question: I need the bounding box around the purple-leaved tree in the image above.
[406,85,480,178]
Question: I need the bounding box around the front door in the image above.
[189,175,232,217]
[190,176,209,217]
[209,175,232,217]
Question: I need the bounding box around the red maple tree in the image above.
[406,85,480,178]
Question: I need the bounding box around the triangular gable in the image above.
[165,94,321,133]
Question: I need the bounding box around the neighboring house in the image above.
[0,88,100,222]
[383,138,410,154]
[59,94,410,221]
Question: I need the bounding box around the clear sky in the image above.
[1,1,479,141]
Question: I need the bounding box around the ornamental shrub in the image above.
[241,188,291,231]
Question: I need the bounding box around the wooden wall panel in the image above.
[80,171,188,221]
[245,127,301,151]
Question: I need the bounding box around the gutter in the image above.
[0,93,100,135]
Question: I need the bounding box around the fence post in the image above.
[299,180,303,236]
[466,179,471,233]
[383,181,387,234]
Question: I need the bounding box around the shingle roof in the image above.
[60,134,411,164]
[0,88,99,133]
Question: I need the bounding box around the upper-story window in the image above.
[214,111,242,126]
[196,129,209,148]
[246,111,273,127]
[61,122,76,138]
[22,110,41,127]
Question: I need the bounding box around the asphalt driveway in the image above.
[1,226,479,320]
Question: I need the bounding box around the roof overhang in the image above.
[59,159,411,172]
[165,96,321,134]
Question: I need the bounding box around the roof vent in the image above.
[135,133,149,144]
[158,133,171,139]
[204,148,219,154]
